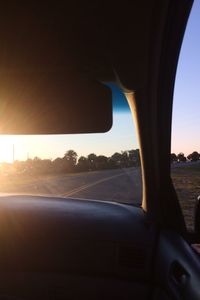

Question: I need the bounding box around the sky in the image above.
[171,0,200,155]
[0,85,137,163]
[0,111,136,163]
[0,1,199,163]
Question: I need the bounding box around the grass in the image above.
[171,163,200,232]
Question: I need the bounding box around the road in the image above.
[0,167,142,205]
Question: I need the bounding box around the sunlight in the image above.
[0,135,28,163]
[0,136,16,163]
[0,111,137,164]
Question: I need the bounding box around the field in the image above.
[171,162,200,232]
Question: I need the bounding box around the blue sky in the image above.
[171,0,200,155]
[0,1,199,162]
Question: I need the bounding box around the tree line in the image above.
[1,149,141,176]
[1,149,199,176]
[171,151,200,163]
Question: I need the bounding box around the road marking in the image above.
[60,171,131,197]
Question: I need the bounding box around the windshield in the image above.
[0,84,142,205]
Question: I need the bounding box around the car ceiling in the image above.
[0,1,162,89]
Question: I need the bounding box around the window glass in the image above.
[0,84,142,205]
[171,1,200,231]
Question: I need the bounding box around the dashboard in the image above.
[0,195,156,299]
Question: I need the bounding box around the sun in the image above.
[0,136,16,163]
[0,135,51,163]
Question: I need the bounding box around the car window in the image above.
[171,1,200,232]
[0,84,142,205]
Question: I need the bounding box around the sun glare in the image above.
[0,135,31,163]
[0,136,16,163]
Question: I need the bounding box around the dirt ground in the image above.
[171,163,200,232]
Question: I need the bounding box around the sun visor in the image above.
[0,2,117,135]
[0,71,112,134]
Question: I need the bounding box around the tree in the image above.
[171,153,177,163]
[121,151,129,167]
[110,152,122,167]
[187,151,200,162]
[63,150,78,171]
[9,147,144,176]
[13,160,27,174]
[77,156,89,171]
[128,149,140,166]
[96,155,108,169]
[177,152,186,163]
[53,157,66,173]
[39,159,53,174]
[134,149,140,166]
[128,150,135,164]
[87,153,97,170]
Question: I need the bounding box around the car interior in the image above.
[0,1,199,299]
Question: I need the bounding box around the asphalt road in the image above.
[1,167,142,205]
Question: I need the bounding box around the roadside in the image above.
[171,163,200,231]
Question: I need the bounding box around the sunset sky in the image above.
[171,0,200,156]
[0,1,199,163]
[0,85,136,163]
